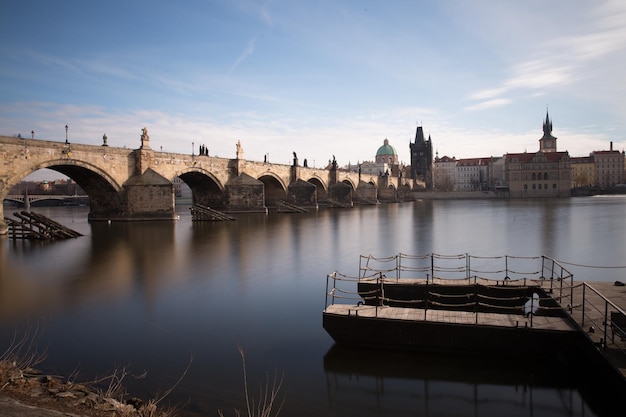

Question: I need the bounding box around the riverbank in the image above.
[0,359,168,417]
[411,190,505,199]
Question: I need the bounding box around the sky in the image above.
[2,0,626,180]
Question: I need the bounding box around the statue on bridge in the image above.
[140,127,150,149]
[236,140,244,159]
[293,151,298,167]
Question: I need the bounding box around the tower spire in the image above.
[539,108,557,152]
[543,108,552,137]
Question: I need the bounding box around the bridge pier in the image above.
[328,182,353,207]
[224,173,267,213]
[287,179,318,209]
[355,181,378,204]
[377,175,398,202]
[118,168,177,221]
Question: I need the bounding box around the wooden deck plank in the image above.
[324,304,577,332]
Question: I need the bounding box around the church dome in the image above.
[376,139,397,157]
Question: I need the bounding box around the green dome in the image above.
[376,139,397,156]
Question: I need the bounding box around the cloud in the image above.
[228,38,257,74]
[466,1,626,110]
[465,98,511,112]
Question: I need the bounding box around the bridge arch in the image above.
[257,173,287,207]
[174,168,225,208]
[6,159,124,220]
[306,176,327,202]
[341,178,357,190]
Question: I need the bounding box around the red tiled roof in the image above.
[570,156,593,164]
[436,155,456,162]
[456,157,491,166]
[505,151,568,163]
[592,150,622,155]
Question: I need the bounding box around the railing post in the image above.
[466,253,470,280]
[569,272,574,314]
[505,255,509,280]
[603,300,609,349]
[581,283,586,328]
[475,281,479,324]
[396,254,400,282]
[359,256,363,280]
[556,270,561,305]
[325,273,333,308]
[425,273,429,320]
[431,253,434,281]
[376,273,380,317]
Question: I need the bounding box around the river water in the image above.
[1,196,626,416]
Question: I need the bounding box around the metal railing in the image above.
[357,253,573,289]
[581,282,626,354]
[325,253,575,327]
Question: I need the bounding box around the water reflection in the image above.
[1,197,626,416]
[323,345,591,417]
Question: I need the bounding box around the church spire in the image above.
[543,109,553,137]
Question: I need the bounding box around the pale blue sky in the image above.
[2,0,625,177]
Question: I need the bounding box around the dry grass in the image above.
[0,324,190,417]
[0,321,47,377]
[218,345,285,417]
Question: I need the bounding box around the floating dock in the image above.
[323,253,626,393]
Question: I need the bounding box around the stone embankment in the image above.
[413,190,505,199]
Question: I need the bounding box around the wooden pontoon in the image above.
[323,254,582,356]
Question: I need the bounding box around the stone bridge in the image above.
[1,131,412,233]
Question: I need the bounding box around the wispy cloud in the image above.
[260,1,273,26]
[466,1,626,110]
[465,98,511,112]
[228,38,257,74]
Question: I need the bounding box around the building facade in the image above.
[505,111,571,198]
[455,157,490,191]
[592,145,625,187]
[433,155,456,191]
[570,156,595,188]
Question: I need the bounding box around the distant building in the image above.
[570,156,595,187]
[433,155,456,191]
[592,142,625,187]
[409,126,433,189]
[359,161,389,176]
[173,177,192,200]
[490,156,506,190]
[375,138,403,177]
[375,138,398,165]
[455,158,490,191]
[505,111,571,198]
